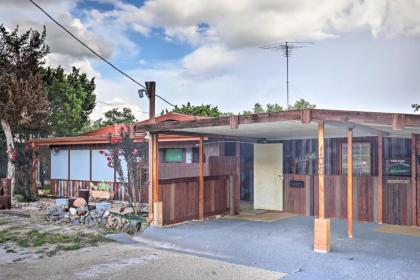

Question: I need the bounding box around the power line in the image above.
[96,100,148,113]
[28,0,175,108]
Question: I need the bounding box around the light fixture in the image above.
[144,132,151,140]
[138,89,147,98]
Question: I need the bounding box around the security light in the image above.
[138,89,146,98]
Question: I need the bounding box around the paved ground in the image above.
[0,243,284,280]
[136,216,420,280]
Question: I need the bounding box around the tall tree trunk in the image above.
[1,119,15,196]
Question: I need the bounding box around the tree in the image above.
[412,104,419,112]
[243,103,283,115]
[0,25,49,194]
[42,66,96,136]
[243,99,315,115]
[289,98,316,110]
[101,129,148,213]
[94,107,136,127]
[172,102,225,117]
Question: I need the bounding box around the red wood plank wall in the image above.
[159,175,231,225]
[50,179,148,203]
[284,174,377,223]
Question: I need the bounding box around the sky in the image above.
[1,0,419,121]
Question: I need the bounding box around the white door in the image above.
[253,143,283,211]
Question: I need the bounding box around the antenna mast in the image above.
[260,41,313,109]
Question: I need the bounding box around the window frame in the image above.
[192,147,206,163]
[340,142,372,176]
[161,148,184,163]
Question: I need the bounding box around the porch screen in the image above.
[342,143,371,176]
[51,149,68,179]
[70,150,90,180]
[91,149,115,182]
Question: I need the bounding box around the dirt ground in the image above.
[0,242,285,280]
[0,214,284,279]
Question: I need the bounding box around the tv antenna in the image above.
[260,41,313,109]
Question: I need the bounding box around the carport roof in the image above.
[135,109,420,141]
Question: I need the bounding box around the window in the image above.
[192,147,205,163]
[342,143,371,176]
[224,142,236,156]
[162,149,183,163]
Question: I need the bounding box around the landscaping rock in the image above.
[69,207,77,216]
[73,198,87,208]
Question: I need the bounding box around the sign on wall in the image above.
[384,158,411,176]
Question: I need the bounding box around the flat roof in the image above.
[135,109,420,140]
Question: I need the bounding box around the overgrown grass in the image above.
[0,219,8,225]
[0,228,111,256]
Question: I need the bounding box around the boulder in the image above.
[76,205,88,216]
[69,207,77,216]
[73,198,87,208]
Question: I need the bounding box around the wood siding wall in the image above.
[284,174,416,225]
[158,175,231,225]
[284,174,378,222]
[50,179,148,203]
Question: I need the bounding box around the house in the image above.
[135,108,420,252]
[30,112,236,202]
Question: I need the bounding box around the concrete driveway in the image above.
[135,216,420,279]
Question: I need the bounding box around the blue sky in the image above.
[1,0,419,120]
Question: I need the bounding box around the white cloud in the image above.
[0,0,115,78]
[182,44,238,76]
[95,0,420,49]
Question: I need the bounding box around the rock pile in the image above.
[45,202,146,234]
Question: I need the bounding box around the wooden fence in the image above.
[49,179,148,202]
[284,174,415,225]
[0,178,11,209]
[159,175,232,225]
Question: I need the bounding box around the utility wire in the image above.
[28,0,176,108]
[96,100,148,113]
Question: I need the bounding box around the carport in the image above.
[135,109,420,252]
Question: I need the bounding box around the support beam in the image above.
[378,134,383,224]
[31,143,38,195]
[146,81,156,122]
[198,137,204,220]
[152,133,163,226]
[318,122,325,219]
[347,128,353,238]
[148,135,154,221]
[314,121,331,253]
[412,134,417,226]
[235,141,241,215]
[152,134,159,203]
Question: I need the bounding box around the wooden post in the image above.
[235,141,241,214]
[146,81,156,122]
[31,143,38,195]
[152,133,162,226]
[378,134,383,224]
[153,134,159,203]
[198,137,204,220]
[148,135,154,220]
[347,128,353,238]
[412,134,417,226]
[314,121,331,253]
[318,122,325,219]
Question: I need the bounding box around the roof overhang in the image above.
[135,109,420,140]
